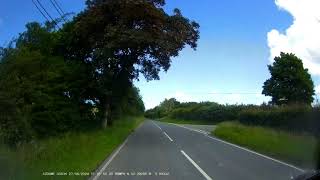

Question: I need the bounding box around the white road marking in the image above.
[163,132,173,142]
[92,138,128,180]
[169,123,209,135]
[181,150,213,180]
[169,122,305,172]
[152,121,162,130]
[205,135,305,172]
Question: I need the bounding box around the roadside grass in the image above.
[213,121,318,169]
[1,116,144,180]
[158,117,217,125]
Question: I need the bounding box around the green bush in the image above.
[146,99,320,135]
[0,50,88,146]
[146,101,253,123]
[239,105,320,135]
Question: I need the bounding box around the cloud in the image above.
[267,0,320,75]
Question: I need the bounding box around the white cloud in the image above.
[267,0,320,75]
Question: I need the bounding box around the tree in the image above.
[0,23,93,145]
[58,0,200,126]
[160,98,180,114]
[262,52,315,105]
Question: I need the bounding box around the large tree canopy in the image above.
[60,0,199,80]
[0,0,198,145]
[57,0,199,125]
[262,52,315,105]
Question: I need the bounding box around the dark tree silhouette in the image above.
[59,0,200,126]
[262,52,315,105]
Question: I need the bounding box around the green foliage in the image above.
[169,103,244,123]
[0,20,146,145]
[262,52,315,105]
[16,22,58,55]
[238,105,320,135]
[111,86,145,119]
[55,0,199,126]
[145,100,251,123]
[144,98,180,118]
[159,117,216,125]
[213,122,318,168]
[160,98,180,114]
[146,99,320,135]
[0,48,85,145]
[1,0,198,146]
[1,116,144,180]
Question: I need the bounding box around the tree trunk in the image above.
[316,139,320,169]
[102,103,110,128]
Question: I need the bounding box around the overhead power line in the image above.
[32,0,50,22]
[32,0,60,28]
[35,0,56,22]
[52,0,66,16]
[49,0,66,22]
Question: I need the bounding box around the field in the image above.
[213,121,319,169]
[0,116,144,180]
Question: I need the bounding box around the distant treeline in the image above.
[145,98,320,135]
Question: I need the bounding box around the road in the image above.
[91,120,304,180]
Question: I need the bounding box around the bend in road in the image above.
[91,120,303,180]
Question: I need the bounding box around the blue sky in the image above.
[1,0,319,109]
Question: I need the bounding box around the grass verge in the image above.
[213,121,318,169]
[159,117,216,125]
[1,116,144,180]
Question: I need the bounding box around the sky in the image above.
[1,0,320,109]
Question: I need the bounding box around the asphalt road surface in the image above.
[91,120,304,180]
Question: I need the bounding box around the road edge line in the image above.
[168,122,305,172]
[91,138,128,180]
[205,135,305,172]
[181,150,213,180]
[90,120,145,180]
[168,123,305,172]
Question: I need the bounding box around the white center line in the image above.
[168,123,209,135]
[170,123,304,172]
[163,132,173,142]
[181,150,213,180]
[205,135,305,172]
[152,121,162,130]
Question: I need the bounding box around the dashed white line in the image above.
[152,121,162,130]
[169,123,305,173]
[163,132,173,142]
[92,139,128,180]
[181,150,213,180]
[169,123,209,135]
[205,135,305,172]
